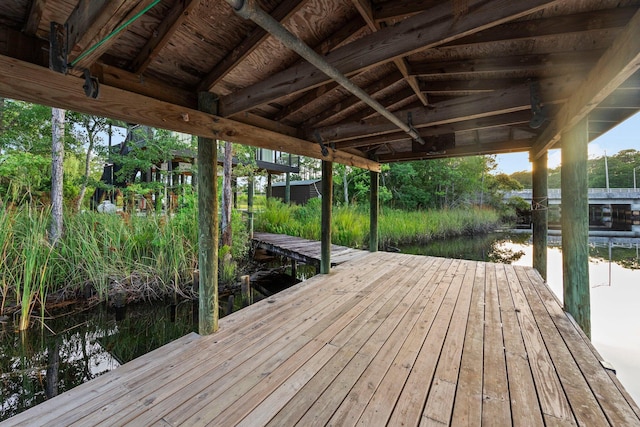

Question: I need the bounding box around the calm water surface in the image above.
[402,232,640,404]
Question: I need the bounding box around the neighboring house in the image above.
[272,179,321,205]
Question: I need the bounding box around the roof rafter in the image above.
[198,0,306,92]
[315,76,579,142]
[352,0,428,106]
[377,138,535,162]
[302,70,403,127]
[23,0,46,36]
[67,0,155,73]
[531,8,640,159]
[219,0,563,116]
[130,0,200,74]
[334,110,533,149]
[410,51,602,79]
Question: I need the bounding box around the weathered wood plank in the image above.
[509,266,577,425]
[499,264,545,427]
[258,257,433,426]
[450,262,486,425]
[515,266,608,426]
[325,257,447,426]
[525,267,640,426]
[173,256,422,426]
[481,263,511,425]
[386,260,468,426]
[420,260,476,425]
[356,258,459,425]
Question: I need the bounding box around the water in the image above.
[0,301,197,421]
[401,233,640,404]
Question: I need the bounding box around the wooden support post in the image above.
[320,160,333,274]
[247,173,254,239]
[240,275,252,307]
[561,118,590,337]
[532,151,548,280]
[291,259,297,278]
[266,173,272,200]
[197,92,219,335]
[285,172,291,204]
[369,170,379,252]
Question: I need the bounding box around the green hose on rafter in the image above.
[69,0,162,68]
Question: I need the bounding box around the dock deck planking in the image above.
[499,265,545,427]
[3,251,639,427]
[450,262,486,426]
[252,232,368,268]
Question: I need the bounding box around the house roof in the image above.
[1,1,639,172]
[272,179,321,187]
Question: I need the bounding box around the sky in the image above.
[494,111,640,175]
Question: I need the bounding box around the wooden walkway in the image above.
[4,252,640,426]
[252,232,368,268]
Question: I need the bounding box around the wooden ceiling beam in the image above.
[377,138,534,162]
[302,70,403,127]
[273,82,340,121]
[263,13,368,122]
[328,87,417,126]
[23,0,46,36]
[67,0,155,73]
[531,9,640,160]
[443,7,635,48]
[0,24,48,66]
[0,54,380,172]
[91,62,198,108]
[130,0,200,74]
[353,0,428,106]
[372,0,439,22]
[220,0,563,116]
[421,79,523,95]
[316,76,579,142]
[410,51,602,78]
[334,111,533,149]
[198,0,306,92]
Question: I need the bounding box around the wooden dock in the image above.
[4,252,639,426]
[252,232,368,268]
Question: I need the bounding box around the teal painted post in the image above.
[369,170,379,252]
[561,118,590,337]
[532,151,548,280]
[321,160,333,274]
[197,93,219,335]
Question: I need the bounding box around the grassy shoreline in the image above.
[255,199,502,249]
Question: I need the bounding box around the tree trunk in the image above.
[221,140,233,247]
[343,166,349,205]
[76,120,97,211]
[50,108,65,244]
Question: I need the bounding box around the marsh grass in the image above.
[0,203,224,321]
[256,199,501,248]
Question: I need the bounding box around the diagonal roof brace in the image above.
[225,0,427,145]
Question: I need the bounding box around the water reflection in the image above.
[0,301,197,421]
[400,232,531,264]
